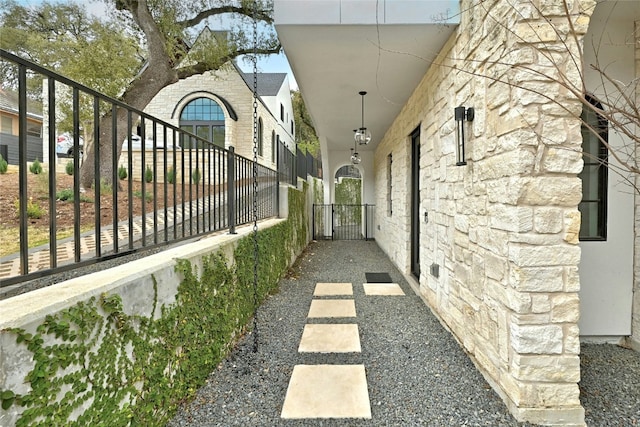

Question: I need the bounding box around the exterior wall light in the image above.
[354,91,371,145]
[455,106,474,166]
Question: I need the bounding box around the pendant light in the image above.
[354,91,371,145]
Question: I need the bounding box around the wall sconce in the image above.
[354,91,371,145]
[455,106,474,166]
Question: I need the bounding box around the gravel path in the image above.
[168,240,640,426]
[168,240,534,426]
[7,238,638,425]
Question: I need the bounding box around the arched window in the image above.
[258,118,264,156]
[579,95,608,240]
[179,97,225,148]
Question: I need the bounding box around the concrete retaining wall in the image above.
[0,180,315,426]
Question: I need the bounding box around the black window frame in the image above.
[258,117,264,157]
[578,94,608,241]
[179,97,225,149]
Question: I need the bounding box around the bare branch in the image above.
[175,44,281,79]
[177,5,272,28]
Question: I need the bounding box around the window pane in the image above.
[579,201,599,239]
[180,125,193,149]
[579,165,602,201]
[1,116,13,134]
[578,97,608,240]
[180,98,225,121]
[212,126,224,148]
[196,125,209,140]
[27,122,41,138]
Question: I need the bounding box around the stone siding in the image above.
[374,0,595,424]
[144,67,287,168]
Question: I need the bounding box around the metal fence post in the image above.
[228,146,236,234]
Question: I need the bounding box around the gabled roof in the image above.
[0,87,43,120]
[241,72,287,97]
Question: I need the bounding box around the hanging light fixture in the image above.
[350,146,361,164]
[354,91,371,145]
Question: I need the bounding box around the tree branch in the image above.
[177,5,273,28]
[175,45,281,79]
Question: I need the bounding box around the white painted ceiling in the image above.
[274,1,459,153]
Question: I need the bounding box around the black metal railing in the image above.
[312,204,375,241]
[0,49,283,287]
[277,140,296,186]
[296,147,322,180]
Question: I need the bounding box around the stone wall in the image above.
[374,0,595,424]
[144,67,283,168]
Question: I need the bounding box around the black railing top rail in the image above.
[1,48,294,174]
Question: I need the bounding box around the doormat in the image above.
[365,272,392,283]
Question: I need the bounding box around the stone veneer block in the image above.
[307,299,356,318]
[298,324,361,353]
[313,282,353,296]
[281,365,371,419]
[363,283,405,296]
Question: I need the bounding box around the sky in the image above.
[12,0,298,89]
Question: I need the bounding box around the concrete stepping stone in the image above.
[363,283,405,296]
[298,324,361,353]
[307,299,356,318]
[313,282,353,296]
[281,364,371,419]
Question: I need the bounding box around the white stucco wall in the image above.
[260,74,295,151]
[579,2,637,339]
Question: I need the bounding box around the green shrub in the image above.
[14,197,45,219]
[29,159,43,175]
[191,168,201,185]
[118,165,127,180]
[166,166,175,184]
[133,190,152,202]
[65,160,74,176]
[0,154,7,174]
[55,188,93,203]
[56,188,73,201]
[144,165,153,183]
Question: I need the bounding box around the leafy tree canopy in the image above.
[0,0,283,187]
[0,0,140,98]
[292,90,319,158]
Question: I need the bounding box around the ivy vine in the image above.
[1,184,309,426]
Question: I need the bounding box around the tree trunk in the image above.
[80,64,177,188]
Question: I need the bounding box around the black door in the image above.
[410,127,420,278]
